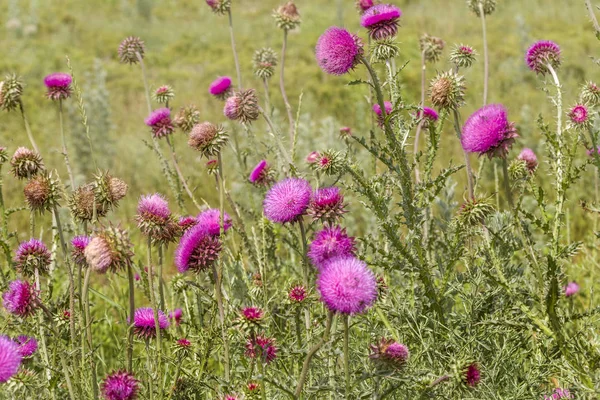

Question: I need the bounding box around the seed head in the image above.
[24,173,60,213]
[273,1,301,31]
[223,89,260,124]
[93,172,128,213]
[10,147,44,179]
[188,122,228,157]
[85,226,134,274]
[430,70,466,110]
[69,184,107,223]
[118,36,145,64]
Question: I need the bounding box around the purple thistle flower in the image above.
[308,187,347,223]
[564,282,580,297]
[525,40,561,74]
[14,238,52,277]
[288,285,307,302]
[43,73,72,100]
[196,208,232,236]
[249,160,271,186]
[137,194,171,221]
[361,4,402,40]
[263,178,312,224]
[169,308,183,326]
[136,194,180,243]
[0,336,21,383]
[315,27,364,75]
[71,235,91,266]
[245,335,277,364]
[306,151,320,163]
[461,104,518,159]
[134,273,141,281]
[209,76,233,100]
[308,226,356,268]
[568,104,589,127]
[3,280,39,318]
[175,224,222,273]
[101,370,139,400]
[357,0,375,12]
[518,148,538,172]
[223,89,260,123]
[133,308,169,339]
[178,216,198,233]
[145,108,174,139]
[369,338,409,369]
[317,256,377,315]
[85,236,113,273]
[339,126,352,139]
[241,306,264,322]
[373,101,393,116]
[544,388,574,400]
[15,336,37,358]
[422,107,439,124]
[464,363,481,387]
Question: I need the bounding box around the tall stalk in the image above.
[478,3,489,105]
[547,63,563,254]
[501,158,513,207]
[585,0,600,38]
[166,136,201,210]
[126,262,135,372]
[279,30,295,144]
[413,51,427,183]
[451,109,475,199]
[58,99,75,189]
[343,315,350,398]
[262,78,271,114]
[82,268,99,399]
[18,102,40,154]
[298,220,310,331]
[146,237,163,397]
[227,9,242,89]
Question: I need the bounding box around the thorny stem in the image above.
[547,63,563,254]
[413,51,427,183]
[166,136,201,210]
[126,262,135,372]
[58,99,75,189]
[451,109,475,199]
[502,158,513,207]
[343,315,350,398]
[211,262,230,382]
[18,101,40,154]
[228,9,242,89]
[298,219,310,331]
[280,30,295,145]
[82,268,99,399]
[478,3,489,105]
[146,238,163,397]
[585,0,600,38]
[259,106,293,166]
[158,245,165,311]
[137,53,153,114]
[257,357,268,400]
[262,78,271,114]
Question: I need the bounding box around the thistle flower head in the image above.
[317,256,378,314]
[274,1,301,31]
[517,148,538,173]
[461,104,517,158]
[24,173,60,213]
[564,282,580,297]
[169,309,183,326]
[69,184,107,223]
[420,34,445,63]
[288,285,307,303]
[188,122,228,157]
[306,151,320,164]
[263,178,312,224]
[339,126,352,139]
[101,370,139,400]
[0,336,21,383]
[369,338,409,369]
[356,0,377,13]
[467,0,496,16]
[245,335,277,364]
[14,239,51,277]
[196,208,232,236]
[153,85,175,104]
[543,388,574,399]
[450,44,477,69]
[373,101,393,116]
[93,172,129,213]
[206,0,231,14]
[223,89,260,123]
[43,73,72,100]
[316,27,364,75]
[0,73,24,112]
[174,104,201,133]
[430,70,466,110]
[175,224,222,273]
[223,395,239,400]
[464,363,481,387]
[71,235,91,266]
[136,194,180,244]
[11,146,42,179]
[209,76,233,100]
[370,38,400,63]
[15,336,37,358]
[310,150,343,175]
[420,107,439,127]
[85,226,134,274]
[361,4,402,40]
[308,187,347,223]
[0,147,8,165]
[525,40,561,75]
[133,308,169,339]
[241,306,264,323]
[580,81,600,106]
[2,280,39,318]
[253,48,278,79]
[308,226,356,268]
[568,104,590,128]
[249,160,273,186]
[145,108,174,139]
[178,216,198,233]
[118,36,145,64]
[456,197,495,227]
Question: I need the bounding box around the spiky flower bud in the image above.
[580,81,600,106]
[455,197,494,227]
[174,104,201,133]
[369,338,409,369]
[10,147,43,179]
[153,85,175,104]
[69,185,107,223]
[188,122,229,157]
[274,1,301,31]
[467,0,496,16]
[429,70,466,110]
[288,285,307,303]
[420,34,445,63]
[206,0,231,15]
[93,172,128,213]
[568,104,591,129]
[508,158,529,181]
[370,38,400,64]
[450,44,477,69]
[0,74,24,112]
[310,150,343,175]
[24,173,60,213]
[356,0,377,13]
[223,89,260,124]
[0,148,7,165]
[517,148,538,173]
[206,159,219,175]
[118,36,145,64]
[253,48,278,80]
[14,239,52,277]
[308,187,347,223]
[85,226,134,274]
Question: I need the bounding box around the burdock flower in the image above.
[175,224,222,273]
[153,85,175,104]
[101,370,139,400]
[461,104,518,158]
[450,44,477,69]
[71,236,91,266]
[518,148,538,172]
[273,1,301,31]
[241,306,264,323]
[223,89,260,123]
[308,187,347,223]
[209,76,233,100]
[188,122,228,157]
[0,336,21,383]
[2,280,39,318]
[11,147,43,179]
[430,70,465,110]
[263,178,312,223]
[15,336,37,358]
[253,48,278,80]
[316,27,364,75]
[245,335,277,364]
[43,73,72,101]
[525,40,561,75]
[118,36,145,64]
[136,194,180,244]
[145,108,174,139]
[133,308,169,339]
[288,285,307,303]
[317,256,377,314]
[420,34,445,63]
[308,226,356,268]
[463,363,481,387]
[467,0,496,16]
[197,208,232,236]
[568,104,590,128]
[564,282,580,297]
[580,81,600,106]
[24,173,60,213]
[174,104,201,133]
[84,226,134,274]
[369,338,409,369]
[69,184,107,223]
[361,4,402,40]
[206,0,231,14]
[249,160,273,186]
[0,73,24,112]
[14,239,52,277]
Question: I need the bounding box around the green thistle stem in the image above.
[451,109,475,200]
[413,51,427,183]
[502,158,513,207]
[18,102,40,154]
[257,358,268,400]
[343,315,350,398]
[82,268,99,399]
[166,135,201,210]
[478,3,489,105]
[146,237,163,397]
[227,9,242,89]
[58,99,75,189]
[262,78,271,114]
[158,244,165,310]
[298,219,310,332]
[126,262,135,372]
[280,29,295,145]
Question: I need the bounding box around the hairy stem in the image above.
[547,63,563,254]
[280,30,295,145]
[502,158,513,207]
[166,136,201,210]
[298,219,310,331]
[343,315,350,398]
[211,262,230,382]
[262,78,271,114]
[58,100,76,189]
[585,0,600,38]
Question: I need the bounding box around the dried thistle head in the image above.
[174,104,201,133]
[85,225,134,274]
[118,36,145,64]
[253,48,278,80]
[274,1,301,31]
[24,173,60,213]
[69,184,107,223]
[10,147,44,179]
[0,74,24,112]
[420,34,445,63]
[188,122,229,158]
[430,70,465,110]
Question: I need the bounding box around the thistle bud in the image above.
[174,104,201,133]
[223,89,260,124]
[252,48,278,80]
[356,0,377,13]
[273,1,301,31]
[205,159,219,175]
[420,34,445,63]
[10,147,44,179]
[206,0,231,15]
[118,36,145,64]
[467,0,496,16]
[310,150,343,175]
[429,70,466,110]
[370,38,400,64]
[0,74,24,112]
[188,122,229,157]
[69,185,107,223]
[450,44,477,69]
[85,226,134,274]
[153,85,175,104]
[463,363,481,387]
[580,81,600,106]
[456,197,494,227]
[568,104,590,129]
[24,173,60,213]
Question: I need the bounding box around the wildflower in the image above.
[306,151,320,164]
[316,27,364,75]
[308,187,347,223]
[249,160,273,186]
[133,308,169,339]
[2,280,39,318]
[339,126,352,139]
[288,285,307,303]
[273,1,301,31]
[209,76,233,100]
[568,104,590,128]
[101,370,139,400]
[136,194,180,244]
[71,236,91,266]
[84,226,134,274]
[317,256,377,314]
[263,178,312,223]
[543,388,573,399]
[145,108,174,139]
[463,363,481,387]
[223,89,260,123]
[175,224,222,273]
[15,336,37,358]
[0,336,21,383]
[197,208,232,236]
[580,81,600,106]
[24,173,60,213]
[419,107,439,127]
[0,74,24,112]
[153,85,175,104]
[373,101,393,127]
[242,306,264,323]
[43,73,72,101]
[311,150,343,175]
[308,226,356,268]
[430,70,465,110]
[175,338,192,351]
[134,273,140,282]
[356,0,376,13]
[369,338,409,369]
[517,148,538,172]
[0,147,8,165]
[118,36,145,64]
[206,159,219,175]
[564,282,580,297]
[420,34,445,63]
[245,335,277,364]
[467,0,496,16]
[206,0,231,14]
[361,4,402,40]
[253,48,278,80]
[178,216,198,233]
[456,197,495,227]
[223,396,239,400]
[174,104,201,133]
[525,40,561,75]
[245,381,261,397]
[188,122,228,157]
[14,239,52,277]
[69,185,107,223]
[461,104,518,158]
[252,272,263,287]
[169,309,183,326]
[450,44,477,69]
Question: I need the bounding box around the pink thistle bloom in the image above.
[308,187,347,223]
[137,194,171,222]
[223,396,239,400]
[568,104,589,126]
[176,338,192,349]
[178,216,198,233]
[263,178,312,224]
[306,151,320,163]
[133,307,169,339]
[315,27,364,75]
[369,338,409,368]
[0,336,21,383]
[209,76,233,100]
[361,4,402,40]
[518,148,538,172]
[3,280,39,318]
[14,238,52,277]
[544,388,574,399]
[339,126,352,137]
[15,336,37,357]
[43,73,72,100]
[422,107,439,122]
[588,147,600,157]
[525,40,561,74]
[373,101,393,116]
[564,282,580,297]
[196,208,232,236]
[461,104,518,159]
[175,224,222,273]
[245,335,277,364]
[241,306,264,322]
[169,308,183,326]
[288,285,307,302]
[145,108,174,139]
[134,273,140,281]
[247,381,260,392]
[71,235,91,266]
[308,226,356,268]
[464,363,481,387]
[249,160,271,185]
[101,370,139,400]
[317,256,377,314]
[357,0,375,12]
